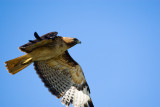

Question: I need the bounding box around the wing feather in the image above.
[34,60,73,98]
[19,32,58,53]
[34,51,94,107]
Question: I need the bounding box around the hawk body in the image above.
[5,32,94,107]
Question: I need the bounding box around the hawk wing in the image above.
[19,32,58,53]
[34,51,94,107]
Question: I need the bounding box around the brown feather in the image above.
[5,31,94,107]
[34,51,93,106]
[19,32,58,53]
[47,51,86,84]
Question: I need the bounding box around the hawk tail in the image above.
[5,54,32,74]
[61,86,94,107]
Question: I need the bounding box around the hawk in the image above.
[5,32,94,107]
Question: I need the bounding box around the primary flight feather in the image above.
[5,32,94,107]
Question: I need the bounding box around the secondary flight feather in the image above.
[5,32,94,107]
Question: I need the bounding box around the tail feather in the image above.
[5,54,32,74]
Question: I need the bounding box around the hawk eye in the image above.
[74,38,79,42]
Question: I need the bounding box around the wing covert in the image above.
[34,51,94,107]
[34,60,74,98]
[19,32,58,53]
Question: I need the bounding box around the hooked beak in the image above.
[77,40,81,44]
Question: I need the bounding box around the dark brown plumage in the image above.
[5,31,94,107]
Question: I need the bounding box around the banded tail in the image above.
[5,54,32,74]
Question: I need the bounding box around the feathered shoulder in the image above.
[19,32,58,53]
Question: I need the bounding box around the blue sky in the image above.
[1,0,160,107]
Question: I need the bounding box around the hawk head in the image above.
[19,32,81,53]
[62,37,81,48]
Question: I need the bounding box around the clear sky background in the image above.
[0,0,160,107]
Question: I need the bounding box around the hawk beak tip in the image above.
[77,41,81,44]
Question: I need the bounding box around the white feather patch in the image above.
[61,86,90,107]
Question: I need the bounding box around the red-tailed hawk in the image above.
[5,32,94,107]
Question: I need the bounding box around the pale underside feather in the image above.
[34,51,94,107]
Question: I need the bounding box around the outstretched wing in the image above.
[19,32,58,53]
[34,51,94,107]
